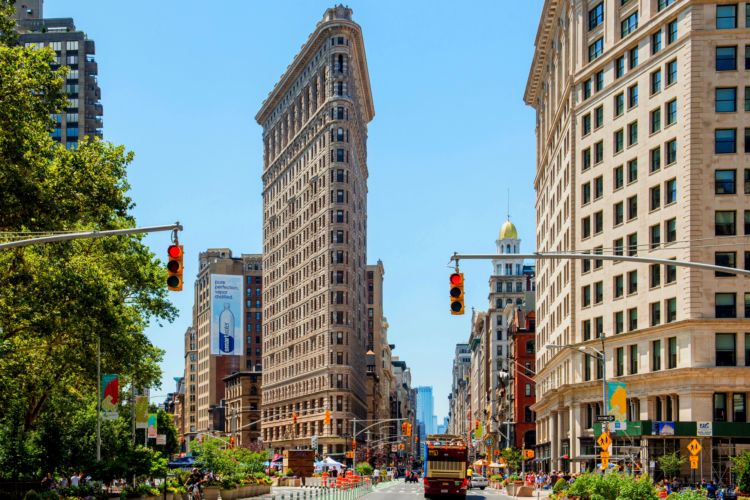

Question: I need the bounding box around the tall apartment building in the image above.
[527,0,750,477]
[14,0,103,148]
[255,5,374,455]
[184,249,263,446]
[488,219,536,448]
[365,261,393,443]
[448,343,471,437]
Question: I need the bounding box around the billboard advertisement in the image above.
[210,274,244,356]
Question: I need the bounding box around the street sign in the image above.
[524,449,535,459]
[596,415,616,422]
[600,451,610,459]
[690,455,699,469]
[311,435,318,450]
[600,453,609,469]
[697,421,713,437]
[687,439,702,456]
[597,432,612,451]
[484,436,494,446]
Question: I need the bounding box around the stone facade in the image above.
[185,249,262,446]
[224,371,262,447]
[255,5,374,455]
[526,0,750,477]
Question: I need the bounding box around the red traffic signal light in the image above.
[167,244,184,291]
[324,410,331,425]
[450,272,464,315]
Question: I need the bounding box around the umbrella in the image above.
[488,463,506,468]
[473,459,488,467]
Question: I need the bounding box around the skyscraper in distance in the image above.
[255,5,374,455]
[416,386,435,439]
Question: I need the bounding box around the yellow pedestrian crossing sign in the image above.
[690,455,699,469]
[597,432,611,451]
[687,439,702,456]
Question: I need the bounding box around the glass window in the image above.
[746,333,750,366]
[746,210,750,234]
[666,139,677,164]
[628,121,638,146]
[650,264,661,287]
[650,147,661,172]
[614,165,624,189]
[628,270,638,294]
[616,347,624,376]
[629,46,639,69]
[583,148,592,170]
[594,106,604,128]
[595,70,604,92]
[650,224,661,249]
[650,185,661,211]
[716,333,737,365]
[589,2,604,30]
[667,19,678,44]
[594,211,604,233]
[614,275,624,298]
[658,0,675,11]
[628,159,638,183]
[717,4,738,29]
[582,285,591,307]
[651,301,661,326]
[582,216,591,238]
[615,129,624,153]
[716,129,737,154]
[629,344,638,374]
[582,182,591,205]
[666,298,677,322]
[652,31,662,54]
[594,176,603,198]
[616,55,625,78]
[651,70,662,95]
[594,141,604,163]
[628,84,638,108]
[666,218,677,243]
[666,99,677,125]
[715,393,728,421]
[584,79,592,99]
[715,252,737,277]
[589,38,604,62]
[716,293,737,318]
[746,44,750,69]
[583,319,592,340]
[615,93,625,116]
[614,201,624,225]
[734,394,747,422]
[615,311,624,334]
[717,46,738,71]
[582,114,591,135]
[627,195,638,219]
[715,170,737,194]
[651,108,662,133]
[668,337,677,368]
[652,340,662,371]
[595,281,603,303]
[715,211,737,235]
[621,12,639,38]
[746,169,750,194]
[614,237,624,256]
[665,178,677,204]
[746,128,750,154]
[716,87,737,112]
[667,59,678,85]
[628,307,638,331]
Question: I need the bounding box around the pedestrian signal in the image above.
[167,244,184,291]
[450,273,464,315]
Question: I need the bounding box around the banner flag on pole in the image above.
[135,395,149,429]
[147,413,158,438]
[607,381,628,422]
[100,374,119,420]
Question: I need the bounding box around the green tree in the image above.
[500,448,523,473]
[731,450,750,493]
[0,0,175,479]
[355,462,373,476]
[658,452,685,480]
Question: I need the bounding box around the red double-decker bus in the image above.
[423,434,468,498]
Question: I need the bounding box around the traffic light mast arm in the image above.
[450,252,750,278]
[352,418,408,438]
[0,222,183,250]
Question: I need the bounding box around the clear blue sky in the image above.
[44,0,543,421]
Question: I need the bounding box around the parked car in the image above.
[470,475,488,490]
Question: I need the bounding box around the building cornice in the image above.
[255,16,374,125]
[524,0,560,107]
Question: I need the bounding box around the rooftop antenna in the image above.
[507,188,511,220]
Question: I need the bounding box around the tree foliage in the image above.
[0,1,175,479]
[566,472,657,500]
[657,452,685,480]
[500,447,523,473]
[731,450,750,493]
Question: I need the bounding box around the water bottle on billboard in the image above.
[219,303,235,353]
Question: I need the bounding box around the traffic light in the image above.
[450,272,464,315]
[167,244,184,291]
[293,412,298,424]
[401,422,407,434]
[324,410,331,426]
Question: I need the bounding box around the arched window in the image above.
[524,406,534,422]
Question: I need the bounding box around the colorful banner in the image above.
[210,274,244,356]
[147,413,157,438]
[100,374,119,420]
[607,381,627,422]
[135,395,149,429]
